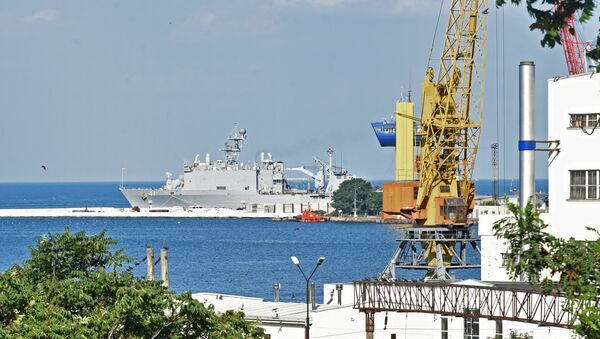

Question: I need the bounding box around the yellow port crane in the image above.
[380,0,488,280]
[383,0,488,227]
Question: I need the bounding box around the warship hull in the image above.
[120,188,333,212]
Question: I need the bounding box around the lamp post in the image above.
[290,256,325,339]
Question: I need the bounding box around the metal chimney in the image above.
[519,61,536,206]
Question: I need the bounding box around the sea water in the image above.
[0,180,542,301]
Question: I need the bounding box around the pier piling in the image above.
[146,246,154,281]
[160,247,169,288]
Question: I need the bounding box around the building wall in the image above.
[547,72,600,239]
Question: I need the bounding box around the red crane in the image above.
[555,1,589,75]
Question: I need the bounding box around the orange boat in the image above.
[297,210,326,223]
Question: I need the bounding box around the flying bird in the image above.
[41,165,47,171]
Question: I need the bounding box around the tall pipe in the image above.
[336,284,343,305]
[273,282,280,302]
[310,282,316,310]
[519,61,536,206]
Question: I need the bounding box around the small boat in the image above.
[297,210,326,223]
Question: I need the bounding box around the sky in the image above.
[0,0,598,182]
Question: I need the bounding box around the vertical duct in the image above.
[519,61,536,206]
[336,283,343,305]
[273,282,280,302]
[310,282,316,310]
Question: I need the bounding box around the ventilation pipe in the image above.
[519,61,536,206]
[273,282,280,302]
[310,282,316,310]
[336,283,343,305]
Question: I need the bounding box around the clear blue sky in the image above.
[0,0,597,182]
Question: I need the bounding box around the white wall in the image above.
[547,73,600,239]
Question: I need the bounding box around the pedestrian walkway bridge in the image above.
[353,279,598,334]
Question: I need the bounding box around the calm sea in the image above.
[0,179,544,301]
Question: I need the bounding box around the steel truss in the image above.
[354,280,600,330]
[381,226,480,280]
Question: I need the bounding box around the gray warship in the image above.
[120,125,354,212]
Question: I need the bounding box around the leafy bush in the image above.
[0,229,264,338]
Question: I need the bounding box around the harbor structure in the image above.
[191,65,598,339]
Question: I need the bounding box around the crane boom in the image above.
[555,1,587,75]
[416,0,488,225]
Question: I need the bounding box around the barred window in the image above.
[441,317,448,339]
[570,114,586,128]
[589,171,598,200]
[570,170,600,200]
[570,113,600,128]
[495,320,503,339]
[464,309,479,339]
[587,113,599,128]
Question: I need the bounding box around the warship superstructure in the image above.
[120,126,354,212]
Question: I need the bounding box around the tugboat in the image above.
[297,210,326,223]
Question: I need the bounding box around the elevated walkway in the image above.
[353,279,598,338]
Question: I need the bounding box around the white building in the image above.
[480,71,600,337]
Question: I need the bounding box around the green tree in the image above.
[493,201,600,337]
[0,229,264,339]
[497,0,600,68]
[332,178,382,215]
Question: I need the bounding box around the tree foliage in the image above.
[332,178,382,215]
[493,201,600,337]
[497,0,600,69]
[0,229,264,339]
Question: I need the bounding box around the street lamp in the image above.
[290,256,325,339]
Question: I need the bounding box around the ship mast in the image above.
[221,125,247,166]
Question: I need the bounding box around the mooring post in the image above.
[365,311,375,339]
[160,247,169,288]
[146,246,154,281]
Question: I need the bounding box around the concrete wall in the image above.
[547,72,600,239]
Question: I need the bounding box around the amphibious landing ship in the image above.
[120,126,354,212]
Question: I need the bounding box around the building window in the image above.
[495,320,503,339]
[570,170,600,200]
[441,317,448,339]
[464,309,479,339]
[589,171,597,199]
[570,114,586,128]
[500,253,509,268]
[570,113,600,128]
[216,186,226,190]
